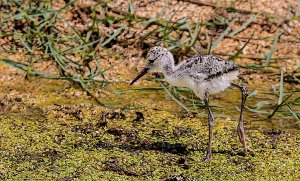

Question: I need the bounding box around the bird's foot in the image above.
[203,154,212,162]
[245,146,255,156]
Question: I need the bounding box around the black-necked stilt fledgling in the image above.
[130,46,252,161]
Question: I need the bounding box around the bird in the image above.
[130,46,252,161]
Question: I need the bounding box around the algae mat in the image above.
[0,72,299,180]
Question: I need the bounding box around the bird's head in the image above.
[130,46,171,85]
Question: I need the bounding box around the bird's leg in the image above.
[203,93,214,162]
[231,83,252,153]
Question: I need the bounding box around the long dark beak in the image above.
[130,66,150,85]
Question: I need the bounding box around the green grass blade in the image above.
[27,10,56,19]
[205,32,212,54]
[159,82,189,111]
[263,31,283,66]
[1,57,28,71]
[62,39,101,53]
[245,105,270,114]
[1,58,59,78]
[296,0,300,16]
[189,22,201,47]
[14,30,33,53]
[85,30,92,42]
[74,77,106,106]
[247,90,257,98]
[114,87,164,94]
[68,22,86,44]
[229,13,260,37]
[268,92,294,119]
[211,18,237,52]
[290,95,300,105]
[58,0,77,12]
[229,31,255,61]
[129,0,134,15]
[101,26,125,47]
[278,69,284,105]
[90,59,125,79]
[48,41,67,72]
[156,0,169,18]
[286,104,300,122]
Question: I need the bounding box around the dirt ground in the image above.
[0,0,300,180]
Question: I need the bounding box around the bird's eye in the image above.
[148,58,156,63]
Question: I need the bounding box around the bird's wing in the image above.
[181,55,239,80]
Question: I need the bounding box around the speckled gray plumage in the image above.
[145,46,240,98]
[177,54,239,81]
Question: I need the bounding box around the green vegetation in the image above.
[0,83,299,179]
[0,0,299,179]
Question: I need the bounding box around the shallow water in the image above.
[112,81,300,132]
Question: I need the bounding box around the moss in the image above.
[0,70,299,180]
[1,104,300,180]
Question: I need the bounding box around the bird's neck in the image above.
[160,55,175,76]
